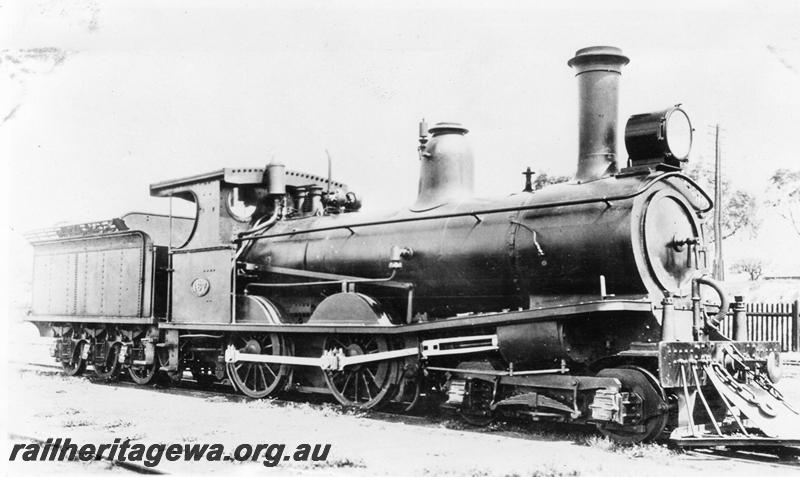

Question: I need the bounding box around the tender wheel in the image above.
[129,362,158,385]
[595,366,668,444]
[59,326,87,377]
[226,333,290,398]
[128,331,159,385]
[93,330,123,381]
[322,334,400,410]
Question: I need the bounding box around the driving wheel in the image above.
[226,333,290,398]
[322,334,400,410]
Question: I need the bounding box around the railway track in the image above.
[9,359,800,472]
[10,360,438,424]
[684,447,800,470]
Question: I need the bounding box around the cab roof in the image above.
[149,167,347,197]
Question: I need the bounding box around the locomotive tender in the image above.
[25,46,800,446]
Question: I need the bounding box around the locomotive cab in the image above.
[150,168,267,324]
[149,167,355,325]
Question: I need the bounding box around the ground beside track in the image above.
[6,323,800,476]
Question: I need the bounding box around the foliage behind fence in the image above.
[718,300,800,352]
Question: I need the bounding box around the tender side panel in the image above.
[31,232,152,318]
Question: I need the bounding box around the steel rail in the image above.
[12,360,800,466]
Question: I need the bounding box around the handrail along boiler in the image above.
[24,46,800,447]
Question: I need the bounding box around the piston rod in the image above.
[224,334,499,370]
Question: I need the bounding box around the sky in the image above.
[2,0,799,279]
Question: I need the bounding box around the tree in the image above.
[731,258,765,281]
[533,172,571,191]
[684,160,759,241]
[765,168,800,236]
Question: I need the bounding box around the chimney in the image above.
[567,46,629,182]
[412,122,474,211]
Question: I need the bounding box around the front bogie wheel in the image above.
[595,366,669,444]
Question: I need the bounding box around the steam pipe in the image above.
[238,199,282,237]
[235,200,282,261]
[568,46,630,182]
[696,275,731,327]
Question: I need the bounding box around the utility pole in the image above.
[713,123,725,280]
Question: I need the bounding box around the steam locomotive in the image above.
[25,46,800,447]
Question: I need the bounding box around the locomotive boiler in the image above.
[25,46,800,447]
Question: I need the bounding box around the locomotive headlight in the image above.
[625,106,693,166]
[766,352,782,383]
[665,108,692,159]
